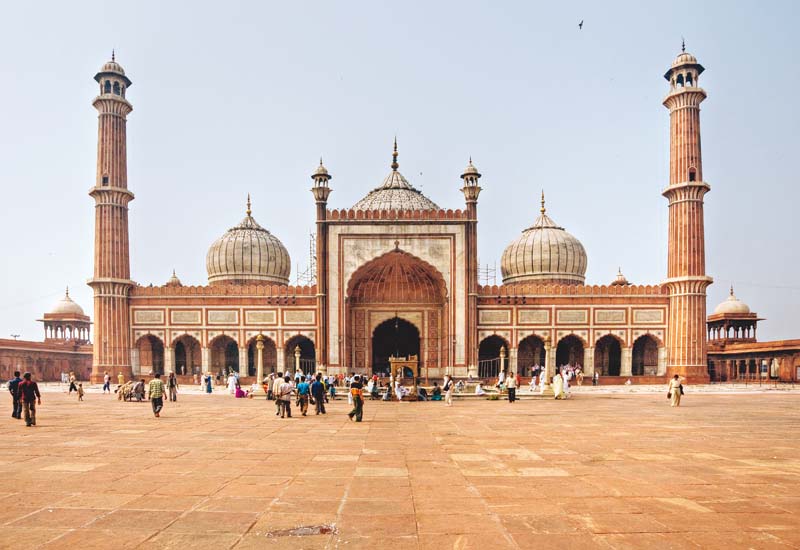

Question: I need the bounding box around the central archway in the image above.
[346,249,447,377]
[372,317,420,377]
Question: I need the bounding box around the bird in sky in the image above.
[578,20,584,30]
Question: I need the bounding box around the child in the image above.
[77,383,85,401]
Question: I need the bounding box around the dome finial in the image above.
[246,193,252,217]
[112,49,116,62]
[681,37,685,53]
[730,284,734,296]
[540,190,546,215]
[65,286,70,298]
[391,137,399,171]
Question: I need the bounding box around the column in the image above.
[294,345,301,374]
[238,347,248,376]
[621,347,633,377]
[164,347,174,374]
[201,347,210,374]
[276,347,285,375]
[657,347,667,376]
[541,342,555,396]
[253,335,266,395]
[509,347,518,376]
[583,347,595,377]
[130,348,140,376]
[500,346,507,374]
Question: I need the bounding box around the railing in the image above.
[478,358,500,379]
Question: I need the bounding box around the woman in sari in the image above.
[204,374,213,394]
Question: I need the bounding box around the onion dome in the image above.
[714,286,751,315]
[165,270,183,287]
[94,50,132,86]
[610,268,630,286]
[49,288,86,316]
[501,192,588,285]
[664,41,704,81]
[206,195,291,286]
[352,139,439,211]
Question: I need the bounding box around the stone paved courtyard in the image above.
[1,389,800,549]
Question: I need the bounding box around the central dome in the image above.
[206,197,291,286]
[501,194,588,285]
[351,141,439,211]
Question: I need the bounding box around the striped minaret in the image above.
[662,44,713,380]
[87,52,135,383]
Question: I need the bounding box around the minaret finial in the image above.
[246,193,251,217]
[112,49,116,62]
[730,284,734,296]
[540,190,546,215]
[391,137,399,171]
[681,37,685,53]
[65,286,70,298]
[319,156,323,166]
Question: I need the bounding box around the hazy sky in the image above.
[0,1,798,342]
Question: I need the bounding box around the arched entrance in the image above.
[174,334,201,375]
[518,335,546,377]
[136,335,165,375]
[556,335,584,369]
[247,336,277,377]
[210,335,239,375]
[346,249,447,377]
[284,335,315,375]
[594,335,621,376]
[372,317,420,377]
[478,335,507,378]
[632,335,659,376]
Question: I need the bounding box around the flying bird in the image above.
[578,20,583,30]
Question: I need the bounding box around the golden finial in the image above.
[246,193,252,217]
[540,190,546,215]
[391,137,399,171]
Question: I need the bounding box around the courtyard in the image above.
[1,388,799,549]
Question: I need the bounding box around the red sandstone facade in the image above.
[81,49,794,386]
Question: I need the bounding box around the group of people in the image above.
[268,372,329,418]
[8,371,41,426]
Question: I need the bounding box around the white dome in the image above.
[352,140,439,211]
[206,199,291,286]
[714,287,751,315]
[50,289,86,316]
[501,196,587,285]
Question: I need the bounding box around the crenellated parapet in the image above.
[131,283,316,298]
[478,283,667,298]
[326,208,469,222]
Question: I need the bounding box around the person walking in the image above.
[77,383,85,401]
[443,375,454,407]
[278,375,294,418]
[592,371,599,387]
[272,372,284,416]
[102,372,111,394]
[667,374,684,407]
[506,371,517,403]
[17,373,41,427]
[311,373,326,415]
[8,371,22,419]
[297,376,311,416]
[167,372,178,402]
[148,373,166,418]
[68,373,78,394]
[348,375,364,422]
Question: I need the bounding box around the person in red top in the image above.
[16,372,41,427]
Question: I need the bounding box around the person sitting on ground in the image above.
[417,386,429,401]
[431,381,442,401]
[234,382,247,398]
[474,382,486,396]
[455,380,465,393]
[133,379,146,401]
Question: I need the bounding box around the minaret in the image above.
[461,158,481,377]
[87,53,135,383]
[662,43,713,380]
[311,158,332,374]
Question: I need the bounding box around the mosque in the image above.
[14,47,790,387]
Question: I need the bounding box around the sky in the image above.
[0,0,798,342]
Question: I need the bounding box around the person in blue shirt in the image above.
[296,376,311,416]
[8,370,22,419]
[311,373,326,415]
